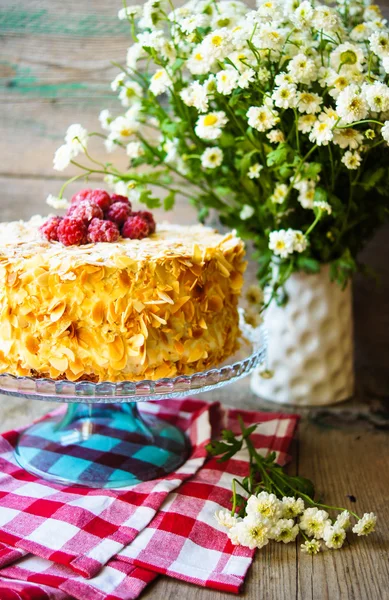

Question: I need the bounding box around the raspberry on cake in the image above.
[0,218,246,382]
[122,214,150,239]
[71,189,112,212]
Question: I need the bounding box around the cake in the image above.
[0,216,246,382]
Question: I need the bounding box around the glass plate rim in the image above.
[0,310,267,403]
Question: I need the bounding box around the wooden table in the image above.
[1,1,389,598]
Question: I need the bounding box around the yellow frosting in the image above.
[0,216,246,382]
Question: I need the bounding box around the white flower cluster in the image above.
[216,491,377,554]
[269,229,307,258]
[53,124,88,171]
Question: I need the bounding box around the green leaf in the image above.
[360,167,386,190]
[171,58,185,73]
[266,143,291,167]
[139,189,161,208]
[314,186,328,203]
[296,256,321,273]
[303,162,322,179]
[163,190,175,211]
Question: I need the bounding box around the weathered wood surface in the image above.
[1,1,389,599]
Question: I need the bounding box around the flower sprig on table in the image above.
[207,418,377,554]
[50,0,389,293]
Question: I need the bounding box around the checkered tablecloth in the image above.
[0,399,215,578]
[0,401,299,599]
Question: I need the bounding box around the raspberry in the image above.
[110,194,131,210]
[39,216,63,242]
[105,201,132,227]
[88,218,120,243]
[71,188,112,211]
[135,210,156,234]
[57,217,88,246]
[122,215,150,240]
[67,200,104,223]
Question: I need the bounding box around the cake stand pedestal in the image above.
[0,314,266,488]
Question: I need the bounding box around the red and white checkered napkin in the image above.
[0,399,215,579]
[0,404,299,600]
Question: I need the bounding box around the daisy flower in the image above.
[299,507,331,539]
[381,121,389,143]
[336,511,351,531]
[297,92,323,115]
[282,496,305,519]
[99,109,112,130]
[195,112,228,140]
[248,163,263,179]
[270,519,299,544]
[301,539,321,555]
[46,194,69,210]
[215,509,240,529]
[272,84,297,109]
[149,69,172,96]
[53,144,75,171]
[216,70,240,95]
[333,128,364,150]
[65,124,88,153]
[369,31,389,58]
[287,54,317,84]
[246,492,283,523]
[314,200,332,214]
[201,147,224,168]
[362,81,389,113]
[298,114,316,133]
[352,513,377,536]
[309,120,334,146]
[269,229,295,258]
[336,85,368,124]
[267,129,285,143]
[247,105,279,132]
[126,141,144,159]
[270,183,288,204]
[240,205,255,220]
[229,515,271,550]
[341,151,362,170]
[330,42,365,72]
[323,523,346,549]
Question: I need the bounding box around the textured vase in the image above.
[250,266,354,406]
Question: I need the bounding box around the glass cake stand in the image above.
[0,312,266,488]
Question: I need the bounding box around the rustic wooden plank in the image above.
[297,420,389,600]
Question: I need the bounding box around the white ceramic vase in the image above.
[250,266,354,406]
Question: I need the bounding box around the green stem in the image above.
[305,212,321,237]
[58,173,88,199]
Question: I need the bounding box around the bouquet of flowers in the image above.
[51,0,389,293]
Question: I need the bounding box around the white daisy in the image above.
[110,115,139,140]
[238,68,256,89]
[99,109,112,130]
[246,492,283,523]
[111,73,126,92]
[118,5,142,20]
[301,539,321,555]
[282,496,305,519]
[287,54,317,84]
[240,204,255,219]
[335,511,351,531]
[195,112,228,140]
[292,230,308,253]
[299,508,331,539]
[201,147,224,168]
[187,48,213,75]
[369,31,389,58]
[362,81,389,113]
[297,92,323,115]
[314,200,332,214]
[298,114,316,133]
[333,128,363,150]
[323,523,346,549]
[272,84,297,109]
[118,81,143,107]
[292,1,314,27]
[267,129,285,143]
[126,141,144,159]
[352,512,377,536]
[216,69,240,95]
[180,82,209,113]
[330,42,365,72]
[381,120,389,143]
[269,229,295,258]
[247,105,279,132]
[53,144,75,171]
[336,86,368,125]
[270,519,300,544]
[341,151,362,169]
[270,183,288,204]
[46,194,69,210]
[65,124,88,153]
[229,515,271,550]
[248,163,263,179]
[309,120,334,146]
[215,509,240,529]
[149,69,172,96]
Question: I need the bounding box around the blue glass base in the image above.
[15,403,190,488]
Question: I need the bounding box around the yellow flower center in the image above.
[194,53,204,61]
[211,35,223,46]
[275,240,286,250]
[204,114,218,126]
[153,71,164,80]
